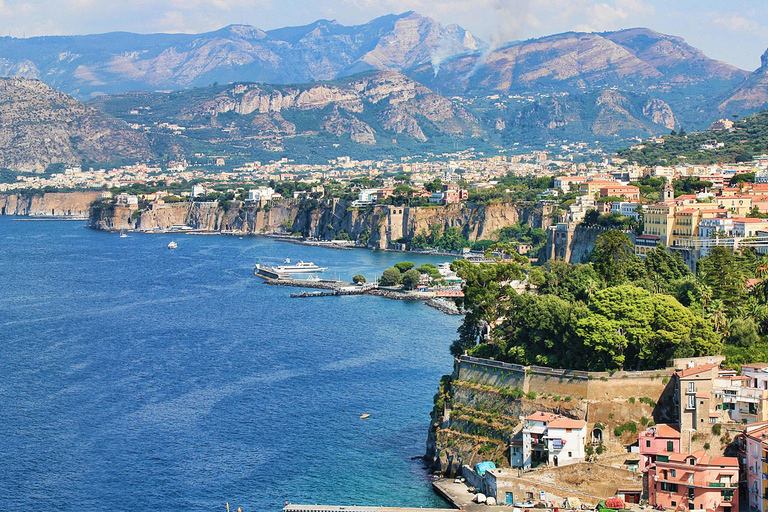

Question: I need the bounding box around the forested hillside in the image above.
[453,230,768,371]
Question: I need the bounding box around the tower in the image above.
[662,180,674,201]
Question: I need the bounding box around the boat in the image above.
[273,258,327,273]
[168,241,178,249]
[360,413,370,419]
[119,231,128,238]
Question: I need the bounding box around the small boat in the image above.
[360,413,370,419]
[168,241,178,249]
[119,231,128,238]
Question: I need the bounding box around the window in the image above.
[710,417,717,423]
[670,469,676,477]
[667,441,674,451]
[688,382,695,393]
[671,502,676,507]
[687,395,695,409]
[647,440,651,447]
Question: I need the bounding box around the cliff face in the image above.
[0,191,101,217]
[547,224,636,264]
[85,197,546,248]
[88,201,295,233]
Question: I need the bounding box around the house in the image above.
[675,358,724,432]
[639,424,681,472]
[648,451,738,512]
[510,412,587,470]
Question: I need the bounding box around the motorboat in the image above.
[168,241,178,249]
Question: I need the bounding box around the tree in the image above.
[450,259,525,356]
[394,261,415,273]
[352,274,366,284]
[401,269,421,290]
[380,267,402,286]
[590,229,643,286]
[416,263,441,280]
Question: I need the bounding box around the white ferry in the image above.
[273,258,326,273]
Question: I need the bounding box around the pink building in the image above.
[648,450,738,512]
[639,424,681,472]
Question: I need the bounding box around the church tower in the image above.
[662,180,674,201]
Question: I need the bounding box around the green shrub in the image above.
[704,443,711,450]
[596,444,605,454]
[662,376,669,384]
[641,416,649,426]
[564,396,572,402]
[525,391,537,400]
[712,424,722,436]
[614,421,638,437]
[628,397,636,404]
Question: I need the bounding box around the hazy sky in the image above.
[2,0,767,71]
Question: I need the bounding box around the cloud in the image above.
[708,12,763,34]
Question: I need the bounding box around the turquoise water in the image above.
[0,218,462,511]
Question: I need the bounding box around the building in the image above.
[599,184,640,200]
[639,424,681,472]
[674,357,726,432]
[744,421,768,512]
[510,412,587,470]
[647,450,738,512]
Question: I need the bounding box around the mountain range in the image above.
[1,13,768,171]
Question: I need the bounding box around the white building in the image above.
[609,201,640,221]
[351,188,379,207]
[247,187,278,203]
[510,412,587,470]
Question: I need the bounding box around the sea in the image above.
[0,217,462,512]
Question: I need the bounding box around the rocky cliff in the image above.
[0,191,102,217]
[87,197,547,249]
[546,224,636,264]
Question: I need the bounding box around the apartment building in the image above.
[648,451,738,512]
[639,424,682,472]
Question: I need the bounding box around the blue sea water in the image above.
[0,217,462,512]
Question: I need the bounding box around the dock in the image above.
[284,505,464,512]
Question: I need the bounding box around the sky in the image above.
[1,0,767,71]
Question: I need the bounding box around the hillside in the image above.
[0,12,481,100]
[409,28,749,131]
[617,109,768,166]
[0,78,153,172]
[88,71,490,161]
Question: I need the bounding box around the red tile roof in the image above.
[548,418,587,429]
[678,362,718,377]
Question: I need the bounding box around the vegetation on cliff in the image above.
[453,229,768,370]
